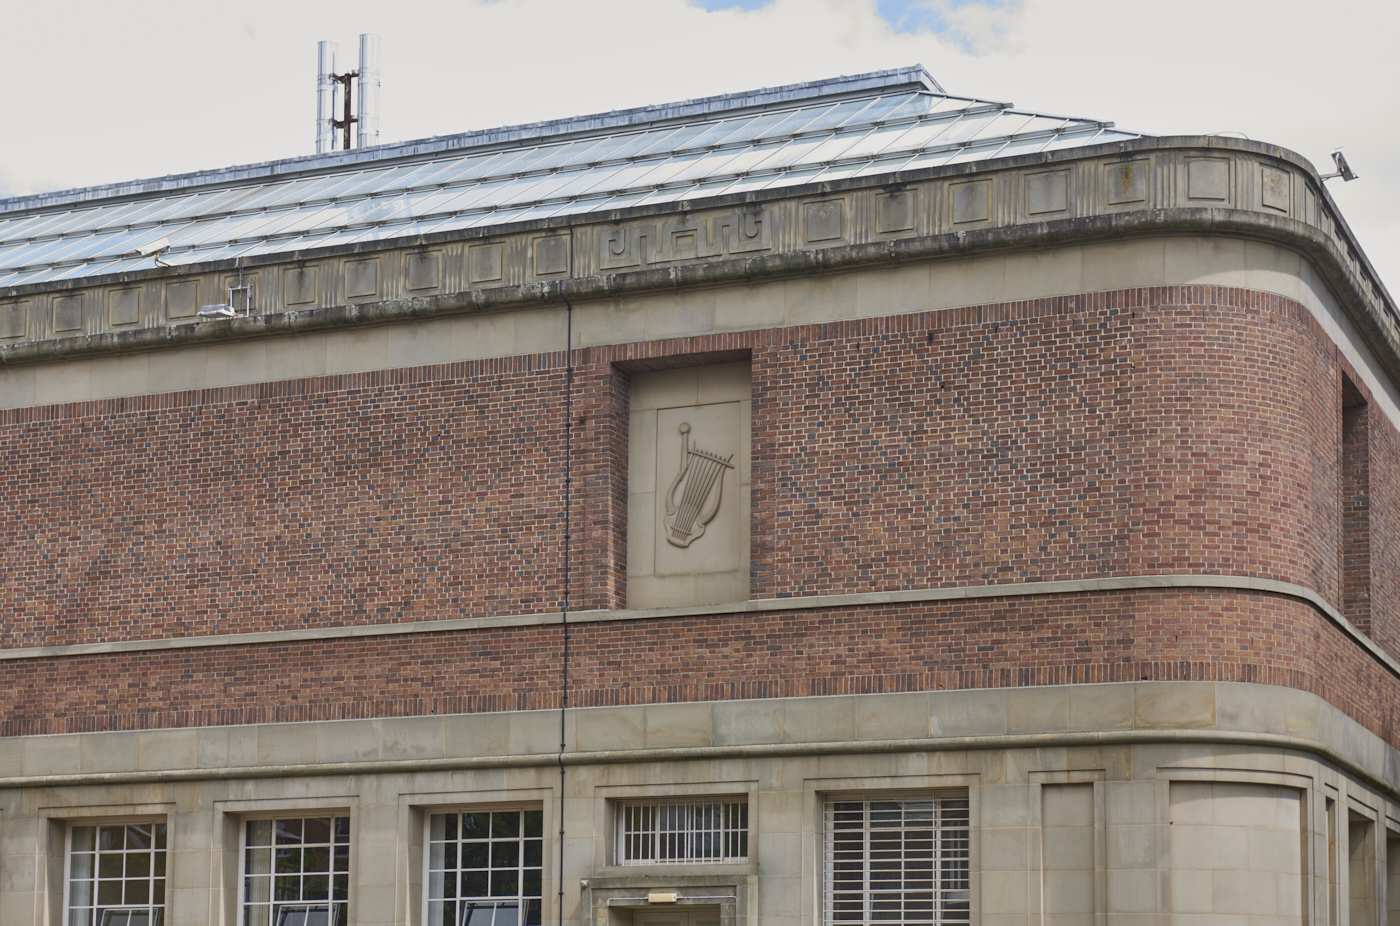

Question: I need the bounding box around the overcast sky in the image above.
[3,0,1397,287]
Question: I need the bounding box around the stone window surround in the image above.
[591,781,759,873]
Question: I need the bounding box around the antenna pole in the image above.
[356,34,381,149]
[315,42,339,155]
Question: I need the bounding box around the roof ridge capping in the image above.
[0,66,944,216]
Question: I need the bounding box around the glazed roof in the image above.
[0,66,1141,287]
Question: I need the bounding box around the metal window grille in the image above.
[616,800,749,864]
[425,810,544,926]
[241,817,350,926]
[823,794,970,926]
[67,823,167,926]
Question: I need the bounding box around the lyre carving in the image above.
[663,423,734,548]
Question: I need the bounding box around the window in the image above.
[241,816,350,926]
[66,822,167,926]
[823,794,970,926]
[616,799,749,865]
[426,809,543,926]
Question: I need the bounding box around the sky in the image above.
[2,0,1397,287]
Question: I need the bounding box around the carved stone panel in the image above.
[876,190,916,233]
[166,281,199,319]
[1106,159,1149,205]
[346,260,378,298]
[1188,158,1230,201]
[950,179,992,224]
[1261,166,1290,213]
[628,362,751,609]
[470,245,504,283]
[53,294,83,333]
[1026,170,1068,216]
[0,302,28,339]
[109,288,140,327]
[284,267,318,306]
[406,251,441,291]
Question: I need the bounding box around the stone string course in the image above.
[1,285,1396,742]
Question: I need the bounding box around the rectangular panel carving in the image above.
[1187,158,1230,201]
[0,301,28,339]
[600,208,771,271]
[1026,170,1068,215]
[284,267,318,306]
[628,362,751,609]
[109,288,140,327]
[166,281,199,319]
[406,251,441,291]
[876,189,915,233]
[469,244,503,283]
[534,235,569,275]
[805,200,844,241]
[1262,166,1291,212]
[950,179,992,224]
[53,294,83,332]
[1106,159,1148,205]
[345,260,378,298]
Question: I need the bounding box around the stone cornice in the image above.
[3,138,1396,395]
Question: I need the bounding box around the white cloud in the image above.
[0,0,1396,287]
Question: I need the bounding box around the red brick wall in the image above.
[0,590,1395,750]
[2,284,1399,742]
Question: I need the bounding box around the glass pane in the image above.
[276,819,304,844]
[461,814,490,840]
[247,848,272,875]
[71,852,95,880]
[490,813,519,839]
[97,879,123,904]
[98,827,125,851]
[98,854,124,879]
[72,827,97,853]
[69,876,93,907]
[126,852,151,878]
[124,877,150,904]
[302,819,331,845]
[248,820,274,847]
[522,812,542,839]
[247,875,271,903]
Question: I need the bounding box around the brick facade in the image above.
[2,285,1398,741]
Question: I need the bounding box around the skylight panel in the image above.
[878,92,942,122]
[32,207,110,238]
[606,126,686,161]
[342,194,414,227]
[575,159,668,198]
[426,149,527,186]
[937,110,1006,146]
[331,163,423,199]
[682,115,759,151]
[220,181,298,212]
[798,131,869,165]
[437,178,515,213]
[503,142,576,175]
[759,102,837,139]
[842,93,919,127]
[725,109,805,145]
[744,132,833,174]
[794,96,884,134]
[842,121,938,160]
[716,141,788,178]
[640,121,726,156]
[0,211,70,243]
[1036,127,1117,151]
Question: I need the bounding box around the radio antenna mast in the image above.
[315,34,380,154]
